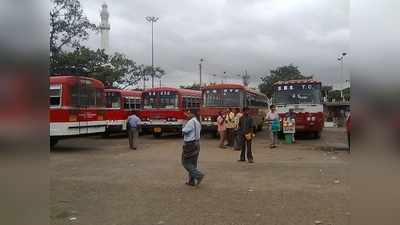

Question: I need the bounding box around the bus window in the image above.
[123,97,130,109]
[87,86,97,107]
[182,97,187,108]
[159,91,177,109]
[96,89,104,107]
[194,98,200,108]
[134,99,141,109]
[49,85,61,107]
[106,92,121,108]
[204,89,223,106]
[70,83,79,107]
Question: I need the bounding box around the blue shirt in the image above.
[182,117,201,142]
[127,114,141,128]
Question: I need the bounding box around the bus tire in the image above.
[103,130,110,138]
[313,132,321,139]
[50,138,58,148]
[153,132,162,138]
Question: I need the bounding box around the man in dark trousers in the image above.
[181,110,204,187]
[238,107,254,163]
[127,113,141,150]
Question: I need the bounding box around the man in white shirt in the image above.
[181,110,204,187]
[127,113,141,150]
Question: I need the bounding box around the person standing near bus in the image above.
[217,111,226,149]
[225,108,235,147]
[266,105,280,148]
[181,110,204,187]
[127,113,141,150]
[285,108,296,143]
[233,108,243,150]
[238,107,254,163]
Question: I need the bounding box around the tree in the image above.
[180,83,200,90]
[50,47,143,88]
[321,85,333,99]
[258,64,311,97]
[50,0,97,57]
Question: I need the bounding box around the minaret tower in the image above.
[99,3,110,53]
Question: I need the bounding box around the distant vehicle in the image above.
[273,79,324,138]
[139,87,201,138]
[104,89,142,136]
[49,75,106,147]
[200,83,268,135]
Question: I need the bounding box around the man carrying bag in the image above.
[238,107,254,163]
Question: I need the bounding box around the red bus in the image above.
[104,89,142,136]
[200,83,268,134]
[273,79,324,138]
[49,75,106,147]
[139,87,201,137]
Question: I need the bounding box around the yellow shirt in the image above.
[225,112,236,129]
[234,112,243,128]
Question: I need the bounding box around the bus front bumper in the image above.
[141,120,184,133]
[201,121,217,132]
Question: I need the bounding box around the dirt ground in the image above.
[50,128,350,225]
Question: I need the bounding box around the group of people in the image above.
[125,104,284,187]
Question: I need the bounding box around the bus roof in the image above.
[143,87,201,97]
[202,83,267,97]
[202,83,245,90]
[50,75,104,88]
[105,88,142,97]
[274,79,321,85]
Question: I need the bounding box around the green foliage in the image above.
[49,0,166,89]
[326,87,350,102]
[50,0,97,56]
[50,47,144,88]
[179,83,200,90]
[258,64,311,97]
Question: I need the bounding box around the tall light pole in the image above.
[145,16,159,88]
[337,52,347,102]
[199,58,204,88]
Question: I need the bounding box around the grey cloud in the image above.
[81,0,349,87]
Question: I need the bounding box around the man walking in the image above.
[238,107,254,163]
[127,113,141,150]
[181,110,204,187]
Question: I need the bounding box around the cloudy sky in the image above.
[80,0,349,89]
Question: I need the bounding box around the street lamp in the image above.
[337,52,347,102]
[199,58,204,88]
[145,16,159,88]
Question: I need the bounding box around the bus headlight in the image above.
[311,116,316,121]
[307,117,311,121]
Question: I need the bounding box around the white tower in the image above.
[99,3,110,53]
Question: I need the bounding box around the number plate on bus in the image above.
[296,125,305,129]
[154,127,162,133]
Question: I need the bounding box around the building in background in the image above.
[99,3,110,53]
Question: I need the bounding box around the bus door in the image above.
[78,79,90,134]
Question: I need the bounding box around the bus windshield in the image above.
[203,88,241,107]
[143,91,178,109]
[273,83,321,104]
